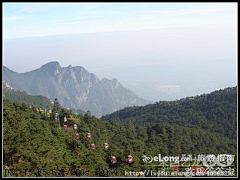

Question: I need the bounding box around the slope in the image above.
[3,98,237,177]
[102,86,237,140]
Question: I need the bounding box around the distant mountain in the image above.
[102,86,237,140]
[3,62,151,117]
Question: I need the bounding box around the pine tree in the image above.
[53,98,61,114]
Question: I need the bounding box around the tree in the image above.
[53,98,62,114]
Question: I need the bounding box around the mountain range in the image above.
[3,62,151,117]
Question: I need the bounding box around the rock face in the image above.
[3,62,151,117]
[3,80,14,91]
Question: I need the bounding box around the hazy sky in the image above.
[3,3,237,39]
[3,3,237,101]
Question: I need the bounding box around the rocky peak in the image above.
[3,62,151,117]
[90,73,100,84]
[40,61,61,75]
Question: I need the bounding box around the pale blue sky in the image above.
[3,3,237,101]
[3,3,237,39]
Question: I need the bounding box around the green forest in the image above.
[3,89,53,109]
[3,87,237,177]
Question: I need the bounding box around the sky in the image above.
[3,3,237,101]
[3,3,237,39]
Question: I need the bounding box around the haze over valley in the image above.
[4,3,237,101]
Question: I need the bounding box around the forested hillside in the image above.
[3,80,53,109]
[3,90,53,109]
[3,81,86,116]
[3,86,237,177]
[102,87,237,140]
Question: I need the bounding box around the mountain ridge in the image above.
[101,86,237,139]
[3,62,151,117]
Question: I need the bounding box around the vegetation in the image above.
[3,88,85,116]
[3,86,237,177]
[3,89,53,109]
[102,87,237,139]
